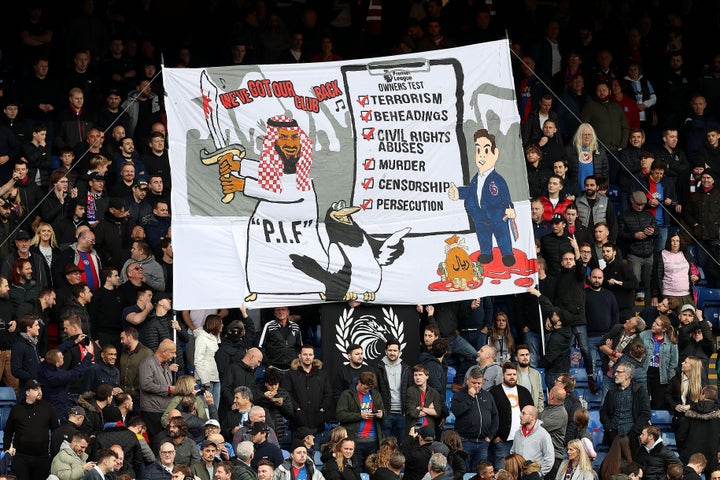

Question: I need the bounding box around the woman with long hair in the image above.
[442,430,468,480]
[488,312,515,363]
[640,315,678,409]
[666,356,705,437]
[30,222,60,286]
[194,314,223,406]
[322,438,360,480]
[364,437,397,475]
[599,434,633,480]
[503,454,526,480]
[554,439,595,480]
[321,426,348,463]
[650,232,697,307]
[565,123,608,189]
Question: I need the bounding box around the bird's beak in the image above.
[330,206,360,225]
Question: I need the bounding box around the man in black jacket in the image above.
[3,379,59,479]
[451,366,498,471]
[489,363,534,470]
[600,362,650,453]
[602,242,639,320]
[635,425,681,480]
[618,191,658,307]
[553,245,597,392]
[282,345,332,441]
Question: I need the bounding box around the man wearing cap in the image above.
[400,425,438,480]
[249,421,284,469]
[216,311,255,375]
[619,191,658,307]
[125,178,152,225]
[539,213,573,276]
[4,379,59,479]
[336,371,385,467]
[677,304,714,369]
[51,405,86,457]
[274,439,323,480]
[84,171,110,226]
[0,228,48,288]
[191,439,223,480]
[685,168,720,272]
[94,197,134,270]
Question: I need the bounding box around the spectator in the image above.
[510,405,554,477]
[600,362,650,450]
[635,425,681,480]
[553,439,595,480]
[640,315,678,409]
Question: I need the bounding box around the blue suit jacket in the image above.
[458,170,513,225]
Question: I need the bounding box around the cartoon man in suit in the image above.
[448,129,517,266]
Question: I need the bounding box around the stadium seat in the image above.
[447,366,456,384]
[593,451,607,469]
[588,410,601,428]
[445,389,455,427]
[536,367,546,392]
[697,287,720,308]
[661,432,676,449]
[584,388,604,408]
[361,473,370,480]
[464,474,475,480]
[0,387,16,406]
[650,410,673,428]
[314,450,323,466]
[570,368,588,386]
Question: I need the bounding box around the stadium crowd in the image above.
[0,0,719,479]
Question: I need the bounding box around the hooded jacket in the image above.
[282,358,333,432]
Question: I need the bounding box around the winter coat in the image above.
[580,100,630,151]
[635,440,682,480]
[282,358,333,433]
[274,459,324,480]
[256,384,294,444]
[376,357,412,415]
[10,332,41,384]
[680,399,720,470]
[618,208,658,258]
[50,442,89,480]
[322,456,362,480]
[540,326,572,375]
[193,328,220,384]
[92,425,143,478]
[685,186,720,240]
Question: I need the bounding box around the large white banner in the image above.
[165,40,537,309]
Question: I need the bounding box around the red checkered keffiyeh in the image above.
[257,115,313,192]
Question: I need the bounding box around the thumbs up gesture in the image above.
[448,182,459,201]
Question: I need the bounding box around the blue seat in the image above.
[588,410,602,429]
[361,473,370,480]
[570,368,588,386]
[584,388,604,408]
[0,406,12,431]
[314,450,323,466]
[661,432,676,448]
[447,366,456,384]
[464,474,475,480]
[593,451,607,469]
[697,287,720,308]
[651,410,673,427]
[281,450,290,459]
[445,389,456,426]
[0,387,15,406]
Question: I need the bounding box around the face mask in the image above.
[226,331,242,343]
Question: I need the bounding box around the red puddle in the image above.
[428,248,537,292]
